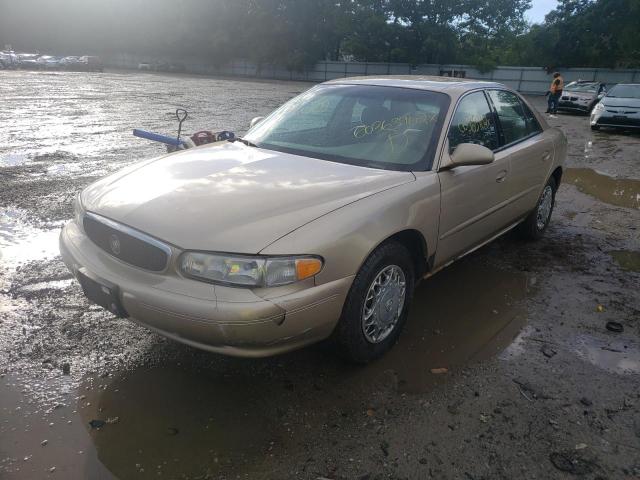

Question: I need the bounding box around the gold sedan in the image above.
[60,76,566,362]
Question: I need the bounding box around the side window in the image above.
[520,100,542,136]
[487,90,537,145]
[448,92,499,152]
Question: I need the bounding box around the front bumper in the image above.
[591,111,640,129]
[558,100,592,113]
[59,221,352,357]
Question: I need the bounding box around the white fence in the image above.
[103,54,640,95]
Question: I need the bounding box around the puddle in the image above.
[573,335,640,375]
[78,258,531,477]
[0,153,28,167]
[0,208,61,269]
[610,250,640,272]
[363,257,531,393]
[564,168,640,209]
[0,254,532,479]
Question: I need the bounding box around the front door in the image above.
[435,91,512,267]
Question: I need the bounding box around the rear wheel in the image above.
[334,241,415,363]
[517,177,557,241]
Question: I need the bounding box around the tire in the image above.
[517,177,557,241]
[334,241,415,364]
[590,124,600,131]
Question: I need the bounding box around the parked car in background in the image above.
[17,53,41,69]
[60,56,81,69]
[60,77,566,362]
[0,51,19,69]
[78,56,104,72]
[591,83,640,131]
[558,80,606,114]
[37,55,62,69]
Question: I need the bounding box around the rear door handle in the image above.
[496,170,508,183]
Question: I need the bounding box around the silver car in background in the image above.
[591,83,640,131]
[558,80,606,114]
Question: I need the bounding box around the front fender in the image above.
[260,173,441,286]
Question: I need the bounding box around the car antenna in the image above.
[175,108,188,145]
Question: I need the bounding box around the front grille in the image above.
[83,213,170,272]
[599,116,640,127]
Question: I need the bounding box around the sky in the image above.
[527,0,558,23]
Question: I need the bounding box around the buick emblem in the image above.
[109,234,121,255]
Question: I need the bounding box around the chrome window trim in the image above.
[84,212,173,270]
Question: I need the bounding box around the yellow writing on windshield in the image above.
[352,111,437,139]
[457,114,491,134]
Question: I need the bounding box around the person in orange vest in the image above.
[546,72,564,114]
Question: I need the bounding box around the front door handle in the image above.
[496,170,508,183]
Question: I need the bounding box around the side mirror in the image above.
[249,116,265,129]
[441,143,495,170]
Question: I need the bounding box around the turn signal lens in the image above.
[296,258,323,281]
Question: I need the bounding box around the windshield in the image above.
[244,84,450,171]
[565,81,599,93]
[607,84,640,99]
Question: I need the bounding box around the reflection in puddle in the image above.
[574,335,640,374]
[366,258,531,393]
[80,367,277,479]
[0,153,28,167]
[0,208,61,268]
[71,257,531,479]
[564,168,640,209]
[610,250,640,272]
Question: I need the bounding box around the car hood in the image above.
[82,142,415,253]
[602,97,640,109]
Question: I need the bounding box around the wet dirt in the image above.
[564,168,640,209]
[610,249,640,272]
[1,73,640,479]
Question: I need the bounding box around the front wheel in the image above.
[334,241,415,363]
[590,124,600,131]
[517,177,557,241]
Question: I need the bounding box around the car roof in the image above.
[325,75,506,96]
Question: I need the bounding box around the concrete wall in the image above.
[103,54,640,94]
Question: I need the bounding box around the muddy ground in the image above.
[0,71,639,480]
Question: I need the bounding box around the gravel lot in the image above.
[1,70,639,480]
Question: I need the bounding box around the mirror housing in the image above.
[249,116,265,129]
[441,143,495,170]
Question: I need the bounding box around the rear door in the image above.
[435,91,512,267]
[486,90,554,220]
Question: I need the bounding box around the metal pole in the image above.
[517,68,524,92]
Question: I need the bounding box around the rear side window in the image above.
[448,91,499,152]
[520,100,542,136]
[487,90,540,145]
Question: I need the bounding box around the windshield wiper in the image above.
[230,137,258,148]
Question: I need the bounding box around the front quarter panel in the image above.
[260,173,441,285]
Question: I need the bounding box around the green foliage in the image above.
[0,0,637,69]
[507,0,640,68]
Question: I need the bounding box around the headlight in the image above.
[179,252,323,287]
[73,193,85,225]
[594,103,605,112]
